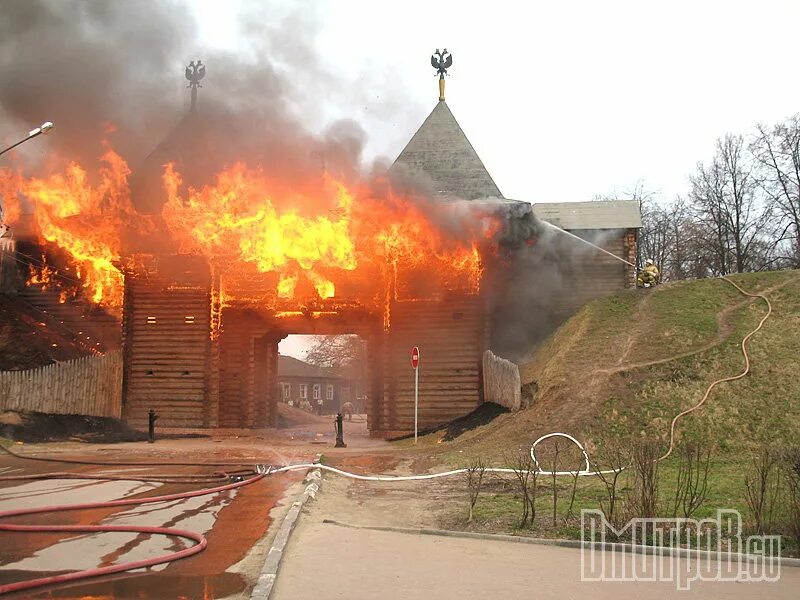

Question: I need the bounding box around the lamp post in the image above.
[0,121,54,158]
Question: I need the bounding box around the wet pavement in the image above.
[0,447,307,599]
[0,416,393,598]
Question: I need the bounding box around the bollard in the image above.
[334,412,347,448]
[148,409,159,443]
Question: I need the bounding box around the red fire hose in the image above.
[0,473,265,596]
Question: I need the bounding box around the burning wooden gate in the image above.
[121,254,487,434]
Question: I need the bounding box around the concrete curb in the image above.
[250,463,323,599]
[321,520,800,568]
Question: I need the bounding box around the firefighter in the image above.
[637,259,660,287]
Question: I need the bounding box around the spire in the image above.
[185,60,206,112]
[391,101,503,200]
[430,49,452,102]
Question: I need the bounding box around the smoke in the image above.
[0,0,195,168]
[0,1,634,360]
[0,0,373,202]
[487,217,633,360]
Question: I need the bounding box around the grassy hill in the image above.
[416,270,800,548]
[437,269,800,457]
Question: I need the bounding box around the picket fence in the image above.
[0,350,122,417]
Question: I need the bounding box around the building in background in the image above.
[278,355,355,415]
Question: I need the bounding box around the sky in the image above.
[186,0,800,359]
[190,0,800,205]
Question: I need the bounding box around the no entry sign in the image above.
[411,346,420,444]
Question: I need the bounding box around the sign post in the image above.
[411,346,420,444]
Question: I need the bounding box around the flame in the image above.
[162,163,359,299]
[162,163,488,304]
[4,149,137,310]
[2,146,496,315]
[27,259,57,288]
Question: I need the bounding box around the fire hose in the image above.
[0,473,266,596]
[0,276,774,594]
[657,276,773,461]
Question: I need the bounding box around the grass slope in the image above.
[435,269,800,458]
[423,270,800,547]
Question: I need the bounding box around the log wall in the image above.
[374,295,487,436]
[122,256,212,429]
[0,351,122,417]
[548,228,636,320]
[217,310,279,428]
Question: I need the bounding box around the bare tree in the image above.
[550,439,561,526]
[690,134,771,274]
[305,335,364,368]
[670,443,712,519]
[465,457,487,523]
[628,441,660,520]
[507,450,537,528]
[594,443,630,531]
[305,335,368,404]
[784,447,800,544]
[752,116,800,267]
[639,200,672,276]
[744,447,782,535]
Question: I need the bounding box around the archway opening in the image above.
[277,334,368,416]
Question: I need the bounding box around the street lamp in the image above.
[0,121,55,158]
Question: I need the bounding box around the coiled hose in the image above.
[0,473,265,595]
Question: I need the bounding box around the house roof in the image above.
[531,200,642,230]
[390,101,503,200]
[278,355,341,380]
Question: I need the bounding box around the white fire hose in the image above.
[262,432,622,480]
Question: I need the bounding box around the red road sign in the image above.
[411,346,420,369]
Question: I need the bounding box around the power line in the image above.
[0,247,87,286]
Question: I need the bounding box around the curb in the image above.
[250,462,323,599]
[321,520,800,568]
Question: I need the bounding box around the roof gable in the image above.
[531,200,642,230]
[391,101,502,200]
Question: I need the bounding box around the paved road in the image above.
[273,518,800,600]
[0,446,306,599]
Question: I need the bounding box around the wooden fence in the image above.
[0,350,122,417]
[482,349,521,411]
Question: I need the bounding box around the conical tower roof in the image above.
[391,100,502,200]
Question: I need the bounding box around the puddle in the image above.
[16,571,248,599]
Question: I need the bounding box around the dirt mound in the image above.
[390,402,509,442]
[0,410,205,443]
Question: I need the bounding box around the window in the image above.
[326,384,334,400]
[146,316,157,324]
[184,315,195,324]
[313,384,321,400]
[299,384,307,399]
[281,383,290,399]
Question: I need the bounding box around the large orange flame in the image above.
[1,147,495,313]
[162,162,488,304]
[6,149,136,310]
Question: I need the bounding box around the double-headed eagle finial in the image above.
[431,49,452,102]
[185,60,206,111]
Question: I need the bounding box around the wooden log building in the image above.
[120,76,641,436]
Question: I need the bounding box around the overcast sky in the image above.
[191,0,800,206]
[191,0,800,358]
